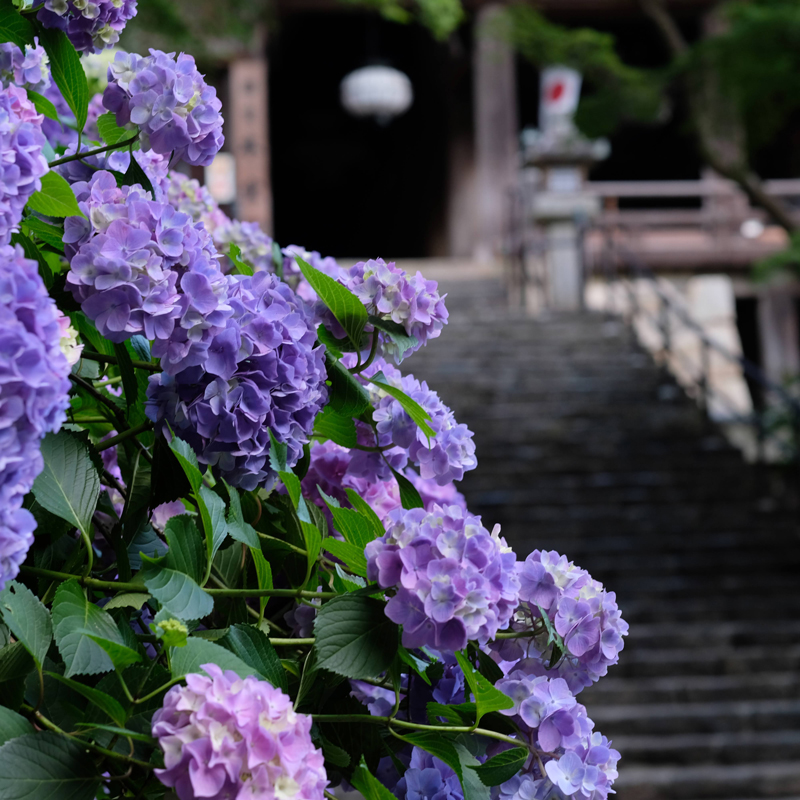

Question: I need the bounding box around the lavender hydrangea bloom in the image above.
[166,172,228,235]
[0,83,48,246]
[34,0,138,53]
[496,551,628,694]
[0,42,50,93]
[0,244,71,588]
[365,504,520,652]
[146,271,327,490]
[395,748,464,800]
[544,733,620,800]
[152,663,328,800]
[103,50,224,166]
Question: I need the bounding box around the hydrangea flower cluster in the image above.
[494,673,619,800]
[103,50,224,166]
[0,83,48,246]
[394,747,464,800]
[496,551,628,694]
[0,42,50,93]
[34,0,138,53]
[0,244,71,588]
[347,359,477,487]
[166,172,228,235]
[366,504,519,651]
[146,271,327,490]
[152,664,328,800]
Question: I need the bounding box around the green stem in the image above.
[267,638,315,647]
[257,531,308,557]
[95,376,124,387]
[72,416,113,424]
[205,588,337,599]
[69,373,125,425]
[115,671,135,704]
[494,629,542,640]
[349,330,380,375]
[133,676,182,705]
[48,134,139,167]
[79,527,94,578]
[80,350,160,372]
[96,421,154,452]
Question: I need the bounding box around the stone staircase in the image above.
[408,275,800,800]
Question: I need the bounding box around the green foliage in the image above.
[25,172,84,219]
[170,637,263,680]
[0,581,52,668]
[340,0,464,40]
[220,624,287,691]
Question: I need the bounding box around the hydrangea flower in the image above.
[544,733,620,800]
[167,172,228,235]
[103,50,224,166]
[496,551,628,694]
[394,747,464,800]
[0,42,50,93]
[34,0,138,53]
[365,504,519,652]
[146,271,327,490]
[0,244,71,588]
[152,663,328,800]
[0,83,48,246]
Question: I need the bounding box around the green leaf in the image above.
[468,747,529,787]
[324,355,373,417]
[454,651,513,724]
[316,325,346,359]
[268,430,288,474]
[367,316,419,360]
[26,90,58,122]
[225,486,260,548]
[350,757,398,800]
[370,371,435,440]
[198,485,228,561]
[142,560,213,622]
[294,254,368,350]
[167,435,203,493]
[454,742,492,800]
[319,733,350,768]
[25,171,83,219]
[102,593,150,611]
[0,732,100,800]
[229,242,254,275]
[321,497,374,550]
[52,579,123,677]
[279,471,310,521]
[391,466,424,509]
[313,405,358,447]
[396,644,431,685]
[321,538,368,578]
[96,112,132,145]
[45,672,126,727]
[0,707,34,747]
[122,151,154,197]
[426,701,476,725]
[344,488,385,537]
[112,342,137,410]
[0,1,34,50]
[301,521,322,583]
[313,595,396,679]
[164,515,206,583]
[74,723,154,745]
[395,731,463,779]
[170,637,263,680]
[10,231,52,288]
[250,546,272,619]
[0,580,52,667]
[221,624,287,692]
[21,217,64,249]
[85,635,142,669]
[36,25,89,132]
[129,334,150,362]
[32,431,101,538]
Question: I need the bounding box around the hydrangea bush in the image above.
[0,12,628,800]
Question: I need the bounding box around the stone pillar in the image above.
[473,4,518,262]
[228,56,273,232]
[757,287,800,384]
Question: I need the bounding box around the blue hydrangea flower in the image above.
[395,748,464,800]
[34,0,138,53]
[103,50,224,166]
[0,42,50,93]
[0,83,48,246]
[365,503,520,652]
[0,244,71,588]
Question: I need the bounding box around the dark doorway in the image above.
[269,12,450,259]
[735,297,764,409]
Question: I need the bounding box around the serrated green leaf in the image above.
[468,747,529,786]
[324,354,373,417]
[301,521,322,583]
[0,580,52,667]
[10,231,52,288]
[26,90,59,121]
[96,112,132,145]
[129,334,150,362]
[26,171,83,219]
[198,484,228,562]
[229,242,254,275]
[0,707,34,747]
[391,466,424,509]
[0,1,34,50]
[32,431,100,538]
[426,701,476,725]
[316,325,346,359]
[313,595,396,679]
[454,651,513,724]
[21,217,64,249]
[350,757,398,800]
[122,151,154,196]
[294,255,368,350]
[102,593,151,611]
[0,732,100,800]
[112,342,137,410]
[74,723,154,744]
[312,406,358,448]
[455,742,492,800]
[321,497,374,550]
[319,733,350,768]
[85,635,142,669]
[221,624,287,692]
[224,485,260,549]
[250,546,272,619]
[168,435,203,493]
[370,371,435,440]
[367,315,419,360]
[268,430,288,474]
[142,560,213,622]
[397,644,431,685]
[164,515,205,583]
[45,672,126,726]
[344,488,385,537]
[395,731,463,779]
[321,538,368,578]
[36,26,89,131]
[170,637,263,680]
[52,579,123,677]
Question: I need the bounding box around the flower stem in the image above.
[80,350,160,372]
[96,421,154,451]
[349,330,380,375]
[48,134,140,167]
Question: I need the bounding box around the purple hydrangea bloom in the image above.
[0,83,48,246]
[496,551,628,694]
[146,271,327,490]
[103,50,224,166]
[34,0,138,53]
[350,679,401,718]
[0,244,71,588]
[543,732,620,800]
[0,42,50,93]
[365,504,520,652]
[152,663,328,800]
[166,171,228,235]
[395,747,464,800]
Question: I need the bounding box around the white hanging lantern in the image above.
[340,65,413,124]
